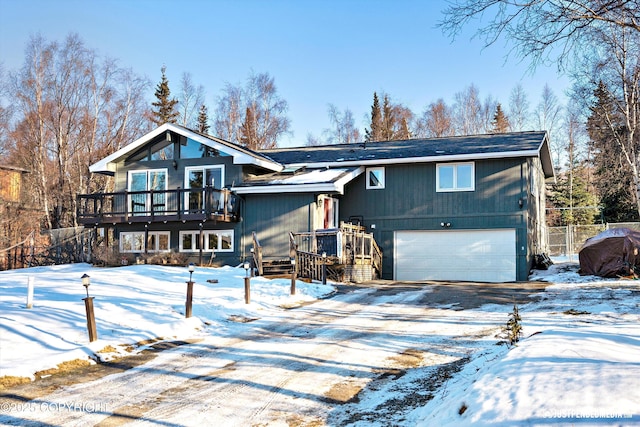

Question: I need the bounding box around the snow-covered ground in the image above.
[0,263,334,379]
[1,261,639,426]
[414,263,640,426]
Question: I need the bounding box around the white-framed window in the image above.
[128,169,168,214]
[366,167,385,189]
[120,231,170,253]
[436,162,475,192]
[184,165,225,213]
[179,230,234,252]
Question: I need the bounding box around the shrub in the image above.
[504,303,523,346]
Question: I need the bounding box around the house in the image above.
[0,165,32,270]
[78,123,554,282]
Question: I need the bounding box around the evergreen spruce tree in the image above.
[398,117,411,140]
[548,168,600,225]
[240,106,258,150]
[365,92,383,142]
[150,65,179,125]
[197,104,210,134]
[586,81,639,222]
[490,103,510,133]
[381,94,395,141]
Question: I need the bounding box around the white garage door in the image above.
[394,229,516,282]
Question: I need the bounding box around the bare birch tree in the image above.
[178,72,205,129]
[535,84,563,169]
[7,33,149,229]
[453,84,484,135]
[213,82,243,143]
[508,84,530,131]
[440,0,640,70]
[322,104,361,144]
[214,71,290,148]
[415,99,454,138]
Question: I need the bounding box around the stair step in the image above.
[262,259,294,276]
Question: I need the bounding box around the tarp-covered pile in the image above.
[579,228,640,277]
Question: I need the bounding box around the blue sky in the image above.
[0,0,570,146]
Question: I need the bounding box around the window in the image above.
[436,162,474,192]
[128,169,167,214]
[184,166,224,213]
[149,140,174,161]
[366,167,385,189]
[180,138,228,159]
[128,140,174,162]
[179,230,234,252]
[120,231,170,253]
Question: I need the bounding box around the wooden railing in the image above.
[252,231,264,276]
[77,187,239,225]
[296,251,342,282]
[292,222,382,278]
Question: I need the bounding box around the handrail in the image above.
[252,231,263,276]
[296,250,339,282]
[291,223,382,280]
[289,232,298,276]
[77,187,239,224]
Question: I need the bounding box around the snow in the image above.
[0,263,333,378]
[413,263,640,426]
[270,168,349,184]
[1,261,639,425]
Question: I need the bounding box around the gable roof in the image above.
[89,123,283,175]
[261,131,554,178]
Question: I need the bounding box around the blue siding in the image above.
[340,159,533,280]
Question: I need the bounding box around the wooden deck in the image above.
[251,223,382,283]
[77,188,239,225]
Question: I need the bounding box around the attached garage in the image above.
[394,229,516,282]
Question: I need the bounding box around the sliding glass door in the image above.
[128,169,167,215]
[184,166,224,213]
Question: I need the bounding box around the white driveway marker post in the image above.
[26,276,34,309]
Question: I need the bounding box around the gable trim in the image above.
[89,123,282,174]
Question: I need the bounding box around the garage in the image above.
[394,229,516,282]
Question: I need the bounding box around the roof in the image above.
[261,131,554,178]
[89,123,283,175]
[0,165,30,173]
[232,167,363,195]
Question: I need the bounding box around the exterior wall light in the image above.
[244,261,251,304]
[81,273,97,342]
[185,263,195,318]
[81,273,91,298]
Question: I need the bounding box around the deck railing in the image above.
[291,222,382,280]
[77,187,239,225]
[252,231,264,276]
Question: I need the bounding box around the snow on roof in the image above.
[233,167,364,194]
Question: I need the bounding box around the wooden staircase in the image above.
[261,259,294,277]
[251,223,382,283]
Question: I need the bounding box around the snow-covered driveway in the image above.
[0,281,524,426]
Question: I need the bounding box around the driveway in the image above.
[0,280,549,426]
